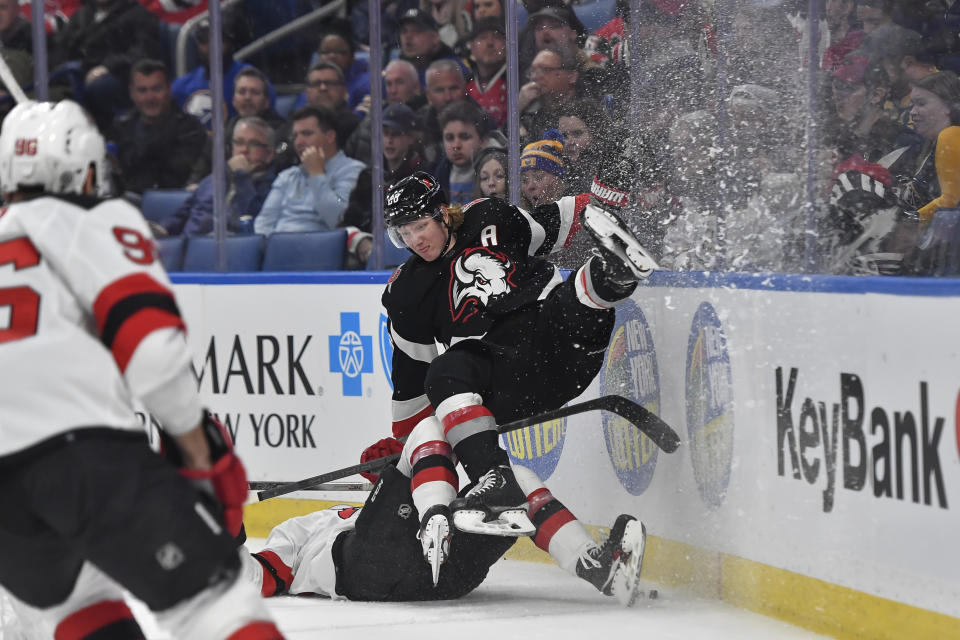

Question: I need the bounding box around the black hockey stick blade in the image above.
[255,395,679,501]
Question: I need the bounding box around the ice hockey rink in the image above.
[127,543,829,640]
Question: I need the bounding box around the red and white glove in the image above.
[358,437,405,483]
[167,412,248,537]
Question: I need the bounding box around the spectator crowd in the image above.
[4,0,960,276]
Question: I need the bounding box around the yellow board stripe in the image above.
[245,499,960,639]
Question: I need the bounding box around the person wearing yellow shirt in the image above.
[911,71,960,222]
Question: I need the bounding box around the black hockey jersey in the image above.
[382,195,588,437]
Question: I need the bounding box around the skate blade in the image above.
[584,205,659,276]
[453,508,535,536]
[422,516,452,587]
[612,520,647,607]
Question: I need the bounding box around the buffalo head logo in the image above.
[449,248,516,322]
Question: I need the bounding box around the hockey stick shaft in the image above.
[254,394,679,501]
[0,52,28,105]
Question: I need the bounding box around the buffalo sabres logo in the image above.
[449,247,516,322]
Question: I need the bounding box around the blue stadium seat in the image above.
[261,229,347,271]
[156,236,186,272]
[140,189,192,232]
[275,93,301,119]
[181,235,265,272]
[365,235,410,271]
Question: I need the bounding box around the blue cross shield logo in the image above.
[329,312,373,396]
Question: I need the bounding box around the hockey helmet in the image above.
[384,171,448,248]
[828,166,909,275]
[0,100,110,198]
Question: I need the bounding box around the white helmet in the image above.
[0,100,110,197]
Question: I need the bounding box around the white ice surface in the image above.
[126,539,830,640]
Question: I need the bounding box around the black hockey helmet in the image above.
[384,171,448,248]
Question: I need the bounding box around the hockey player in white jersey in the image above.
[244,417,647,606]
[0,100,285,639]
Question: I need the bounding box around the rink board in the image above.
[170,270,960,640]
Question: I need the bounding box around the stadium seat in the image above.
[365,235,410,270]
[156,235,187,272]
[261,229,347,271]
[140,189,192,232]
[181,235,265,272]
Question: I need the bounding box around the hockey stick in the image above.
[0,50,28,105]
[254,395,680,502]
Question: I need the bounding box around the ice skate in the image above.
[450,465,535,536]
[576,514,647,606]
[582,203,658,284]
[418,504,453,586]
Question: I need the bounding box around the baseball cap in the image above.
[398,8,439,31]
[527,6,586,36]
[382,103,418,134]
[471,17,506,39]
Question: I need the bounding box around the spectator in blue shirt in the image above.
[164,116,277,237]
[255,106,366,234]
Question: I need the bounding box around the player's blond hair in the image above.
[442,204,465,230]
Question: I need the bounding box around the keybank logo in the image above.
[686,302,734,507]
[328,312,373,397]
[599,299,661,495]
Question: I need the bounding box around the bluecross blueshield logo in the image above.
[599,298,661,495]
[685,302,735,507]
[379,313,394,389]
[329,312,373,396]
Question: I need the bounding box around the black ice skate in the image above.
[576,514,647,607]
[582,204,658,285]
[449,465,535,537]
[418,504,453,587]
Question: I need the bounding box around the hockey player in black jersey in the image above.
[372,153,657,579]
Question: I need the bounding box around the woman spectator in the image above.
[424,0,470,49]
[473,147,508,199]
[317,20,371,110]
[911,71,960,223]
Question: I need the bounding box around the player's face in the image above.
[232,76,269,117]
[442,121,482,167]
[479,157,506,198]
[910,87,951,141]
[426,70,465,110]
[386,66,420,104]
[521,169,563,208]
[130,71,171,120]
[398,215,448,261]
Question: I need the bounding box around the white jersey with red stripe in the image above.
[255,505,361,598]
[0,195,201,458]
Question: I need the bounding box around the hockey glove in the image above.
[168,411,249,537]
[359,436,405,483]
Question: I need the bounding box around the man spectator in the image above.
[343,59,425,163]
[395,7,467,84]
[171,13,260,129]
[518,5,585,81]
[856,0,894,35]
[229,66,285,134]
[109,59,207,194]
[435,101,492,205]
[383,103,425,184]
[304,61,362,141]
[822,0,862,71]
[385,58,426,109]
[53,0,165,131]
[466,17,508,128]
[165,116,277,237]
[519,45,583,144]
[417,59,470,165]
[0,0,30,52]
[255,106,365,234]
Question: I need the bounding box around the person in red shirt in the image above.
[465,17,507,128]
